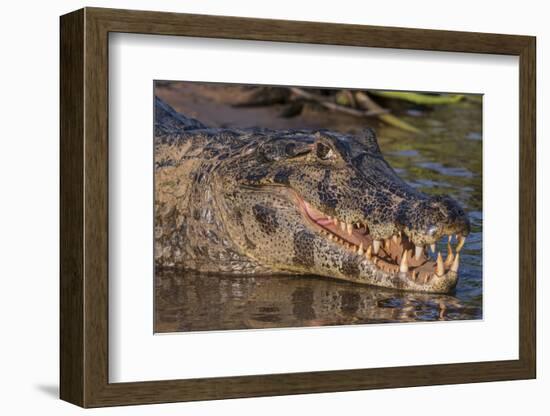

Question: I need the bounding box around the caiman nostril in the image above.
[427,225,438,237]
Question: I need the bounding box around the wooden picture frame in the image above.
[60,7,536,408]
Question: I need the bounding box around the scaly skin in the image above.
[154,97,470,293]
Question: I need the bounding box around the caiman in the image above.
[154,96,470,294]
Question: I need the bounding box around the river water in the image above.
[155,84,482,333]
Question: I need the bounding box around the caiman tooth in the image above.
[415,245,423,260]
[451,253,460,273]
[392,235,399,244]
[366,245,372,259]
[384,239,391,252]
[358,243,364,255]
[436,252,445,276]
[411,270,417,281]
[373,240,381,255]
[340,221,346,232]
[333,218,339,226]
[346,223,353,236]
[430,243,436,253]
[445,242,454,267]
[456,236,466,252]
[328,234,333,241]
[399,250,409,273]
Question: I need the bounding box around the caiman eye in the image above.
[316,142,336,160]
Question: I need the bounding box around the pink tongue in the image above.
[303,201,336,226]
[303,201,325,219]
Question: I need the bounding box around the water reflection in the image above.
[155,270,481,333]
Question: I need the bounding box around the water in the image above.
[155,270,480,332]
[155,85,483,333]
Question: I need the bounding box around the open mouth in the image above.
[298,197,465,285]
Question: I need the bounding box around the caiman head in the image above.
[213,128,470,294]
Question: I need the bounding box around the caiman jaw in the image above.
[299,198,466,290]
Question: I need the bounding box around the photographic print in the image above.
[154,81,482,333]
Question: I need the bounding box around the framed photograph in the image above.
[60,7,536,407]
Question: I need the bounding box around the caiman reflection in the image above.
[155,270,480,332]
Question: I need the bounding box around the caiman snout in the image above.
[400,195,471,247]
